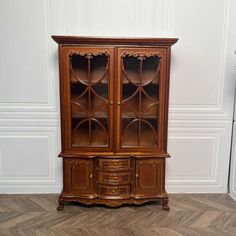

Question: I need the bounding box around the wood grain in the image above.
[53,37,178,209]
[0,194,236,235]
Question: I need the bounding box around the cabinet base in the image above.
[57,193,170,210]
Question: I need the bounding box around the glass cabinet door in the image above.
[117,48,166,151]
[64,47,114,150]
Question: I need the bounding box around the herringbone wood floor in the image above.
[0,194,236,236]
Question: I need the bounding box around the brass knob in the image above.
[136,174,139,178]
[114,162,117,166]
[117,101,121,105]
[114,176,118,180]
[110,101,114,105]
[89,174,93,179]
[112,190,116,194]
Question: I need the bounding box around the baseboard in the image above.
[167,184,227,193]
[0,185,61,194]
[230,192,236,201]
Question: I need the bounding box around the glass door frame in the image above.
[62,46,115,153]
[116,47,167,154]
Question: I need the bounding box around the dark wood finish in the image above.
[97,171,131,184]
[63,158,95,197]
[98,158,131,170]
[52,36,178,210]
[52,36,178,46]
[98,185,130,199]
[135,159,163,197]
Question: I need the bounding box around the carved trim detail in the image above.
[69,50,110,59]
[58,196,163,207]
[138,160,160,168]
[70,160,92,168]
[121,51,161,60]
[58,192,169,208]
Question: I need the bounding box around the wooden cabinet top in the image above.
[52,36,178,46]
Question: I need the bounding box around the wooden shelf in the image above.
[72,112,108,119]
[71,94,108,115]
[72,122,108,147]
[71,67,108,84]
[122,95,158,118]
[122,125,158,147]
[122,69,159,85]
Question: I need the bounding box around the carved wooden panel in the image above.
[135,159,163,197]
[65,159,94,196]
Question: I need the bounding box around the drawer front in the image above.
[98,185,130,198]
[98,171,130,184]
[98,158,130,170]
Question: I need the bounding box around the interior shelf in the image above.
[72,118,108,147]
[72,112,108,119]
[72,127,108,147]
[121,124,158,147]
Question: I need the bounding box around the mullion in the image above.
[87,56,92,145]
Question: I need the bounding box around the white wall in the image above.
[229,0,236,199]
[0,0,235,193]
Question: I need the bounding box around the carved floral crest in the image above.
[121,51,161,60]
[69,50,110,61]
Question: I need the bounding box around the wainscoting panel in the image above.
[167,121,232,192]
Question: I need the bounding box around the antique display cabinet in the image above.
[52,36,178,211]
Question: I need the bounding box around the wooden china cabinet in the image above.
[52,36,178,211]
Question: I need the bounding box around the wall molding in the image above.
[0,127,61,189]
[168,0,233,120]
[0,0,57,113]
[65,0,84,35]
[167,121,232,193]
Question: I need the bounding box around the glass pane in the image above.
[121,54,160,148]
[69,52,109,147]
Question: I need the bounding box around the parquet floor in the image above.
[0,194,236,236]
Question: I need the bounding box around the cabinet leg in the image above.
[162,197,170,211]
[57,198,64,211]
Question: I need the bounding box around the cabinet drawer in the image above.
[98,158,130,170]
[98,185,130,198]
[98,171,130,184]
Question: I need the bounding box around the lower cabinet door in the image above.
[135,159,163,197]
[64,158,95,197]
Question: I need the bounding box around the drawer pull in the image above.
[114,176,117,180]
[89,174,93,179]
[114,162,117,166]
[136,174,139,178]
